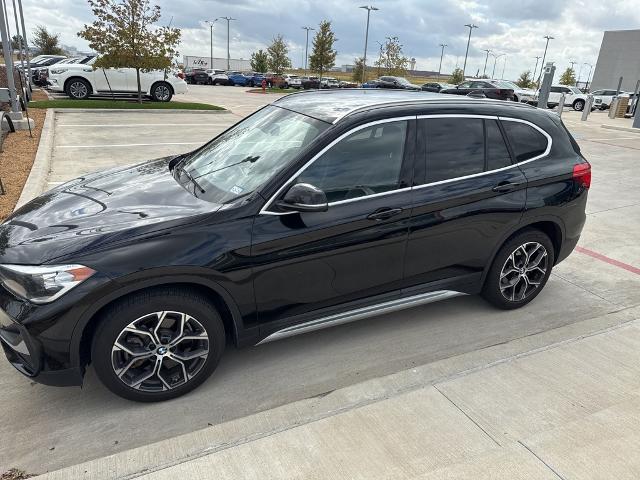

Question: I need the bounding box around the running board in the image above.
[256,290,465,345]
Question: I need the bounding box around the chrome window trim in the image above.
[259,116,416,216]
[259,114,552,216]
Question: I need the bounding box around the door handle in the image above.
[367,207,403,221]
[492,182,521,193]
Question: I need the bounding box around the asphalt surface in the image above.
[1,95,639,474]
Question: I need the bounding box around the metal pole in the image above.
[437,43,447,80]
[0,0,20,113]
[615,76,623,97]
[482,49,490,76]
[577,63,584,85]
[11,0,24,71]
[210,25,213,69]
[501,55,507,79]
[491,53,503,79]
[462,23,478,78]
[217,17,235,71]
[537,35,554,85]
[16,0,30,88]
[302,26,314,77]
[584,63,593,91]
[360,6,378,84]
[532,56,540,84]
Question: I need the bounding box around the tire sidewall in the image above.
[92,291,225,402]
[574,100,585,111]
[152,82,173,102]
[67,79,90,100]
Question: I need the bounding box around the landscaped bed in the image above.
[0,89,47,222]
[29,99,225,110]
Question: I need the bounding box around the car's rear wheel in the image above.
[151,82,173,102]
[482,229,554,310]
[573,99,585,111]
[66,78,91,100]
[92,287,225,402]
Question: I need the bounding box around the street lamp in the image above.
[536,35,554,85]
[501,55,507,79]
[491,52,504,79]
[302,26,314,76]
[577,63,584,85]
[437,43,447,80]
[583,63,593,91]
[482,49,491,77]
[204,20,217,70]
[359,5,379,84]
[217,16,236,71]
[462,23,478,78]
[532,56,541,83]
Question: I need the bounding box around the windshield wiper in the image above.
[193,155,260,180]
[176,162,206,194]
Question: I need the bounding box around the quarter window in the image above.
[502,120,548,162]
[486,120,512,171]
[296,121,408,203]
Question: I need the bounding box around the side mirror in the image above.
[276,183,328,213]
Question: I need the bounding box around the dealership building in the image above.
[591,29,640,92]
[182,56,251,70]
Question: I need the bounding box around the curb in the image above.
[601,124,640,134]
[32,108,230,115]
[14,108,54,210]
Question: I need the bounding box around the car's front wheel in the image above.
[573,99,585,111]
[482,229,554,310]
[92,287,225,402]
[66,78,91,100]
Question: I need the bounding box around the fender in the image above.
[68,267,252,369]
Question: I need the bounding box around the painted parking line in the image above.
[56,123,226,127]
[584,136,640,141]
[575,246,640,275]
[56,142,205,148]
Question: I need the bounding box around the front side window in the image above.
[296,121,408,203]
[180,106,329,203]
[502,120,548,162]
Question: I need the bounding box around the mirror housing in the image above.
[276,183,328,213]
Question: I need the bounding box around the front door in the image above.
[251,118,416,326]
[404,115,527,288]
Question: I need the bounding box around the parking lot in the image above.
[1,97,640,475]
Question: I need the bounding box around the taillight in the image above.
[573,162,591,188]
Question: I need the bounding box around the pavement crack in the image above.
[433,385,501,447]
[551,271,620,305]
[518,440,567,480]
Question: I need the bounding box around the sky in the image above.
[14,0,640,80]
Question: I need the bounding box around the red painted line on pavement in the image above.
[575,246,640,275]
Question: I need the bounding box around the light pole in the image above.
[501,55,507,79]
[462,23,478,78]
[437,43,447,80]
[217,16,236,71]
[583,63,593,91]
[577,62,585,86]
[205,20,217,70]
[532,56,541,83]
[536,35,554,85]
[301,26,314,77]
[359,5,378,84]
[491,53,504,79]
[482,49,491,77]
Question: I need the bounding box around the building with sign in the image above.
[183,56,251,71]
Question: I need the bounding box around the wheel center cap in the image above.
[519,267,526,274]
[156,346,168,355]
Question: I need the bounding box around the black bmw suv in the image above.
[0,90,590,402]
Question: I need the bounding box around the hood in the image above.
[0,157,220,264]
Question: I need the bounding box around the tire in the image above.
[513,95,519,102]
[65,78,91,100]
[481,229,555,310]
[151,82,173,102]
[573,99,585,111]
[92,287,226,402]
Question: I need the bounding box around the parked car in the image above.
[47,57,188,101]
[440,80,514,101]
[339,80,358,88]
[377,76,421,90]
[19,55,67,85]
[205,69,228,85]
[184,68,209,85]
[245,72,266,87]
[490,80,536,103]
[282,74,302,88]
[301,76,321,89]
[362,79,381,88]
[38,56,95,87]
[533,85,589,111]
[0,89,590,401]
[590,89,622,110]
[264,73,286,88]
[324,77,340,89]
[421,82,455,92]
[226,72,250,86]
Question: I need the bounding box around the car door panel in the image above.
[94,67,129,92]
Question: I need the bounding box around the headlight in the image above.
[0,264,96,304]
[50,68,68,75]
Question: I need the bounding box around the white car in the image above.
[48,57,188,102]
[281,74,302,89]
[206,69,229,86]
[534,85,589,111]
[590,89,625,110]
[492,80,536,103]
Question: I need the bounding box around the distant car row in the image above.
[183,69,304,88]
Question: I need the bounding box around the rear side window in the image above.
[486,120,512,170]
[502,120,548,162]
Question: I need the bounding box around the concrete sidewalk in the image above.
[35,306,640,480]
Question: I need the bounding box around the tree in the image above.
[516,70,534,88]
[78,0,181,103]
[266,35,291,75]
[308,20,337,82]
[374,36,408,76]
[559,67,576,86]
[449,67,464,84]
[352,57,364,82]
[250,49,268,73]
[32,26,64,55]
[11,34,24,51]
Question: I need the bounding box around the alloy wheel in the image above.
[155,84,171,101]
[69,81,88,99]
[111,311,209,392]
[499,242,549,302]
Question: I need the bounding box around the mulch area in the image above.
[0,89,48,222]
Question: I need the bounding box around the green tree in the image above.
[352,57,364,82]
[250,49,269,73]
[266,35,291,74]
[78,0,181,103]
[11,34,24,51]
[32,26,64,55]
[449,67,464,84]
[374,36,408,76]
[309,20,337,82]
[559,67,576,86]
[516,70,534,88]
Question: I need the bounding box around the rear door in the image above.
[404,115,527,289]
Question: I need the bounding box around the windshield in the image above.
[397,77,412,85]
[570,87,582,94]
[178,106,330,204]
[497,81,517,89]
